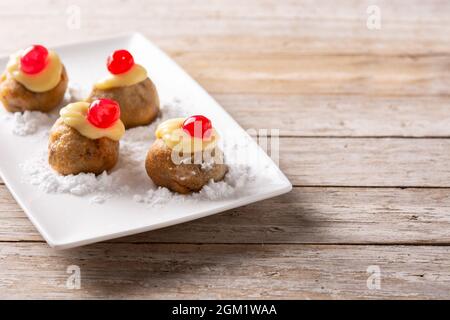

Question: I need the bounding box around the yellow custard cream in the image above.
[6,50,62,92]
[155,118,218,153]
[60,102,125,141]
[94,64,147,90]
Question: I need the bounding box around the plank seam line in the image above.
[210,92,450,98]
[291,185,450,189]
[3,183,450,189]
[275,135,450,139]
[2,16,443,23]
[2,240,450,246]
[170,51,450,58]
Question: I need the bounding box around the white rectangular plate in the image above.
[0,33,291,249]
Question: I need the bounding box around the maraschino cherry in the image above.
[107,49,135,75]
[20,45,49,75]
[87,99,121,129]
[182,115,212,139]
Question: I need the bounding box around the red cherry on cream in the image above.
[182,115,212,139]
[107,49,134,75]
[87,99,121,129]
[20,45,49,74]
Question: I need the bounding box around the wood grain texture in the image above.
[0,0,449,56]
[173,52,450,96]
[3,94,450,138]
[1,1,450,98]
[8,46,450,97]
[279,138,450,187]
[216,94,450,137]
[1,0,450,299]
[2,138,450,187]
[1,243,450,299]
[2,185,450,244]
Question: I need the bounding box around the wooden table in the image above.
[1,0,450,299]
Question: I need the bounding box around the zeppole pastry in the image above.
[0,44,68,112]
[88,49,159,129]
[145,115,228,194]
[48,98,125,175]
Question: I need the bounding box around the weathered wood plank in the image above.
[1,0,450,301]
[5,48,450,97]
[3,33,450,59]
[170,52,450,95]
[216,94,450,137]
[2,0,449,21]
[1,0,450,62]
[0,0,449,56]
[279,138,450,187]
[2,138,450,187]
[2,186,450,244]
[4,94,450,138]
[1,243,449,299]
[3,94,450,138]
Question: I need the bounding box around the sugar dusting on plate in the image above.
[18,91,255,205]
[2,83,83,136]
[6,111,56,136]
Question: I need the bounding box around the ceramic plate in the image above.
[0,33,291,249]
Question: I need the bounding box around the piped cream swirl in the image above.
[60,102,125,141]
[6,50,63,92]
[155,118,218,153]
[94,64,147,90]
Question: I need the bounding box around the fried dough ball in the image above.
[145,139,228,194]
[0,66,68,113]
[48,118,119,175]
[88,78,159,129]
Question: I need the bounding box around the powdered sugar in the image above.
[19,95,254,205]
[194,164,254,200]
[6,111,56,136]
[3,82,83,137]
[133,187,183,207]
